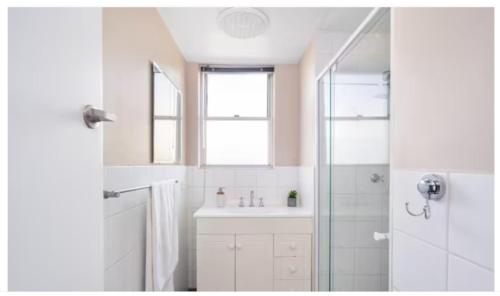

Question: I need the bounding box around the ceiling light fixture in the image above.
[217,7,270,39]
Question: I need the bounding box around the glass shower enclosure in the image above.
[316,8,391,291]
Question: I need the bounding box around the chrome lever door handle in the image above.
[83,105,116,129]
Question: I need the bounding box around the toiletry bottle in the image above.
[216,187,225,208]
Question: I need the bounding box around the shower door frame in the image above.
[313,7,391,291]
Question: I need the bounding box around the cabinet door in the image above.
[235,234,274,291]
[197,234,235,291]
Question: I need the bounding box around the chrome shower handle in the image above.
[370,173,384,183]
[373,232,390,241]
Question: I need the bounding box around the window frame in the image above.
[199,66,274,168]
[152,62,182,164]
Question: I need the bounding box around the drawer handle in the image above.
[227,243,235,250]
[288,265,297,273]
[289,243,297,250]
[236,243,242,250]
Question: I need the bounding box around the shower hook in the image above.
[405,194,431,219]
[405,174,446,220]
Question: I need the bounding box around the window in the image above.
[200,66,274,166]
[153,62,181,164]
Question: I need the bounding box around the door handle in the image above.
[83,105,116,129]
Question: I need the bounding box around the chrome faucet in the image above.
[249,190,255,207]
[238,196,245,207]
[258,197,264,207]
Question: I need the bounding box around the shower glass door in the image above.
[317,9,390,291]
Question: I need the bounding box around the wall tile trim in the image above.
[391,168,494,291]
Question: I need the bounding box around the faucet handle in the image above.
[258,197,264,207]
[249,190,255,207]
[238,196,245,207]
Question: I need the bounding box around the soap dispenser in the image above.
[216,187,226,208]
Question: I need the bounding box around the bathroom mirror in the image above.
[152,62,182,164]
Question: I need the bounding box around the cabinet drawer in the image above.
[274,257,311,280]
[274,280,311,291]
[274,234,311,257]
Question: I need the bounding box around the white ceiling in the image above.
[157,7,372,65]
[317,7,373,32]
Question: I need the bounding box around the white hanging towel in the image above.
[145,180,179,291]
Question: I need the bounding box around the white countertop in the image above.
[193,206,313,218]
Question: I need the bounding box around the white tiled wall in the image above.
[391,169,494,291]
[102,165,311,290]
[185,166,311,289]
[200,167,301,207]
[103,166,188,291]
[329,164,390,291]
[299,166,315,211]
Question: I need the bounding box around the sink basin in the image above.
[193,206,313,218]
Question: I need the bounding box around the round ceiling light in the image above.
[217,8,270,39]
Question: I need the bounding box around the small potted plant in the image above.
[288,190,298,207]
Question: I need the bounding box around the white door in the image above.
[197,235,235,291]
[8,8,104,290]
[235,234,274,291]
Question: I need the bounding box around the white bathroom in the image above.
[5,1,496,293]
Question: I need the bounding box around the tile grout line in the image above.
[447,250,495,272]
[444,171,451,291]
[392,228,447,252]
[105,246,137,272]
[104,200,147,220]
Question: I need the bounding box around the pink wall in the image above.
[103,8,187,165]
[298,41,317,166]
[391,8,494,172]
[103,8,302,167]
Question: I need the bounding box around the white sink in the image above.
[193,206,313,218]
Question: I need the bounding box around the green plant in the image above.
[288,190,298,199]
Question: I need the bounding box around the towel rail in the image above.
[104,180,178,199]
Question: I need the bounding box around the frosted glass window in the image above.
[202,70,273,166]
[207,73,268,117]
[332,120,389,164]
[154,120,177,163]
[333,74,389,118]
[206,121,269,165]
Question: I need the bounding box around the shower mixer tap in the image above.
[370,173,384,183]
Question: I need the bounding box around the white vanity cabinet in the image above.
[235,234,274,291]
[274,234,312,290]
[197,235,235,291]
[196,216,313,291]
